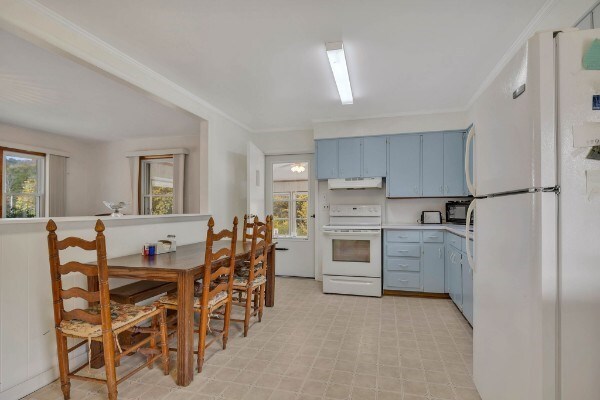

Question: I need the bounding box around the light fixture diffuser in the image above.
[326,41,354,105]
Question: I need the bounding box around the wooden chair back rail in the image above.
[211,247,231,260]
[61,287,100,302]
[209,282,229,298]
[242,215,273,243]
[212,229,234,241]
[210,266,230,281]
[57,237,97,251]
[62,308,102,324]
[59,261,98,276]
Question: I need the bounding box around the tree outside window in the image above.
[272,191,308,238]
[140,157,174,215]
[2,149,45,218]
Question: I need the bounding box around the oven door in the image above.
[322,230,381,277]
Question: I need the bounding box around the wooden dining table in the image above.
[87,240,276,387]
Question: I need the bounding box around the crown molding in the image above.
[311,107,467,125]
[0,0,254,133]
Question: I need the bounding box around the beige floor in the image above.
[24,277,480,400]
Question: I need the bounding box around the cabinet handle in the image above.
[397,250,409,253]
[440,185,444,193]
[445,185,449,194]
[428,235,439,238]
[400,280,409,283]
[414,186,419,194]
[438,248,442,258]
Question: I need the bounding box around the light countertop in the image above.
[382,223,473,239]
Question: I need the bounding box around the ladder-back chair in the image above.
[159,216,238,372]
[232,216,272,336]
[46,219,169,400]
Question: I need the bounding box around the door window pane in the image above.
[332,239,371,263]
[272,161,309,239]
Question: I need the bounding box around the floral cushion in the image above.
[233,275,266,288]
[59,301,156,338]
[236,262,263,278]
[159,290,228,310]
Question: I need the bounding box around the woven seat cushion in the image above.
[235,263,263,278]
[159,290,228,310]
[59,302,156,338]
[233,275,266,289]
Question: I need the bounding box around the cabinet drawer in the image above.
[385,271,421,290]
[385,257,420,272]
[422,230,444,243]
[386,230,421,243]
[446,232,461,249]
[386,244,421,258]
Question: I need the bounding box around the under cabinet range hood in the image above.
[328,177,383,190]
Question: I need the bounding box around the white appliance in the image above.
[327,177,383,190]
[467,29,600,400]
[322,205,382,297]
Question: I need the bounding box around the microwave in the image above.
[446,201,473,224]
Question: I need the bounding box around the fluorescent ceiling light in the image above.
[326,41,353,105]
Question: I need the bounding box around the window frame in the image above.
[272,190,309,239]
[139,155,175,216]
[1,147,46,219]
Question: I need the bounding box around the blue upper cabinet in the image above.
[362,136,387,177]
[422,133,444,197]
[337,137,362,178]
[315,139,338,179]
[387,134,421,197]
[443,132,465,196]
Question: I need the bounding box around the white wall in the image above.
[89,133,203,216]
[0,123,97,217]
[246,141,265,218]
[250,129,314,155]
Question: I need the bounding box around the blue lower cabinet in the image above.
[448,248,462,308]
[384,271,421,291]
[462,257,473,325]
[423,243,445,293]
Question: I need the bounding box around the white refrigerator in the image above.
[467,29,600,400]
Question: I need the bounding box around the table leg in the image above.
[176,271,195,386]
[87,276,105,369]
[266,246,276,307]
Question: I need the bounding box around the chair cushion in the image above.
[233,275,266,289]
[59,302,156,338]
[159,290,228,310]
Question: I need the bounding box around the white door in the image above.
[473,191,557,400]
[246,142,265,217]
[266,154,315,277]
[470,32,556,196]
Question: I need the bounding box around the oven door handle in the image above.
[322,231,381,237]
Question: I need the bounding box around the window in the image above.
[1,148,45,218]
[272,191,308,238]
[140,157,174,215]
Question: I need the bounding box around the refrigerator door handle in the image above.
[465,199,476,271]
[465,125,476,196]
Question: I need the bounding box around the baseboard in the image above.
[0,350,87,400]
[383,290,451,299]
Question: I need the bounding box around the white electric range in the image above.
[322,205,382,297]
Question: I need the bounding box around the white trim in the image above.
[125,148,189,158]
[0,140,69,157]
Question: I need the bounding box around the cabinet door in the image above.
[462,257,474,325]
[316,139,338,179]
[387,135,421,197]
[362,136,387,177]
[445,247,452,293]
[464,131,474,195]
[443,132,465,196]
[338,137,362,178]
[422,133,444,196]
[423,243,445,293]
[452,250,463,308]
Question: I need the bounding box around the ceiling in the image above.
[0,29,200,141]
[35,0,549,132]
